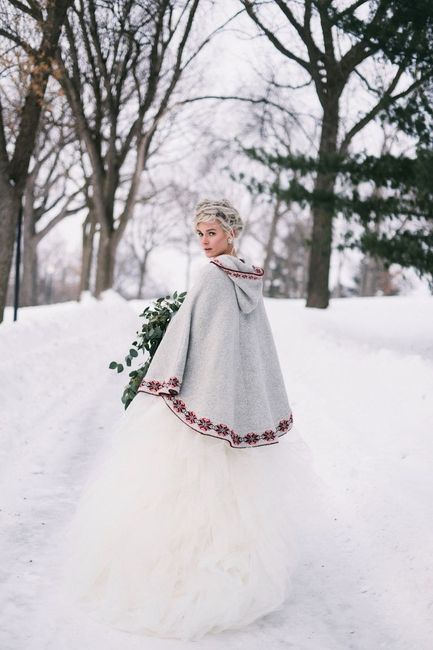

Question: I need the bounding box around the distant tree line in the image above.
[1,0,433,323]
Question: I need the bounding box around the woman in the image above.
[60,198,322,641]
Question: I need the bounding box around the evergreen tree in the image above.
[239,0,433,304]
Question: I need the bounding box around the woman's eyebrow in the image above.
[196,227,216,233]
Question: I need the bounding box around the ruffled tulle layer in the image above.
[58,391,322,641]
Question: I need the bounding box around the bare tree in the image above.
[53,0,222,298]
[0,0,72,322]
[20,107,83,305]
[115,194,174,298]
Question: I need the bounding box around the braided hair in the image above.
[193,198,244,238]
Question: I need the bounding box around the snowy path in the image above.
[1,292,432,649]
[270,297,433,650]
[0,293,138,649]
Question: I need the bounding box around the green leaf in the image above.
[109,290,187,408]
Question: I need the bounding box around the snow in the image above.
[1,289,432,649]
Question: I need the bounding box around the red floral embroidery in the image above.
[140,376,180,395]
[146,380,162,392]
[232,433,242,446]
[137,376,294,448]
[171,397,186,412]
[197,417,212,431]
[245,432,261,445]
[214,423,231,437]
[184,410,197,424]
[277,418,291,432]
[210,258,264,280]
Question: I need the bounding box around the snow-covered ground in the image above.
[1,290,432,650]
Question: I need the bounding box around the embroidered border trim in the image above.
[137,376,293,449]
[139,376,180,395]
[210,258,264,280]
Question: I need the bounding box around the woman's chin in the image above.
[203,250,225,258]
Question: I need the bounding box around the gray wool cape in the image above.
[137,254,294,449]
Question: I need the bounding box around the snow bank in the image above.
[0,291,432,649]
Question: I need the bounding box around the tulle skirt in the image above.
[58,390,322,641]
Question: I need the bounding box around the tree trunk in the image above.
[305,175,336,307]
[0,0,72,322]
[94,229,117,297]
[306,99,339,309]
[263,198,282,281]
[137,251,149,299]
[0,190,20,318]
[21,194,38,306]
[21,238,38,306]
[79,210,97,297]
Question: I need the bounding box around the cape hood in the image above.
[209,255,264,314]
[137,253,294,449]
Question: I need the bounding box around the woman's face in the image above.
[196,220,233,258]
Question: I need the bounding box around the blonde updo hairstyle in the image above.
[193,198,244,241]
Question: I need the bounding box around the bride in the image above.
[59,197,323,641]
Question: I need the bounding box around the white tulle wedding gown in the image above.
[59,389,322,641]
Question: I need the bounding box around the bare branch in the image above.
[334,0,370,22]
[340,64,408,153]
[339,0,388,80]
[241,1,312,75]
[175,92,302,116]
[0,27,38,56]
[316,0,335,65]
[35,200,78,242]
[273,0,306,41]
[9,0,73,189]
[180,8,245,70]
[7,0,42,21]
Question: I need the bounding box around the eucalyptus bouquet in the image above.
[109,291,187,409]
